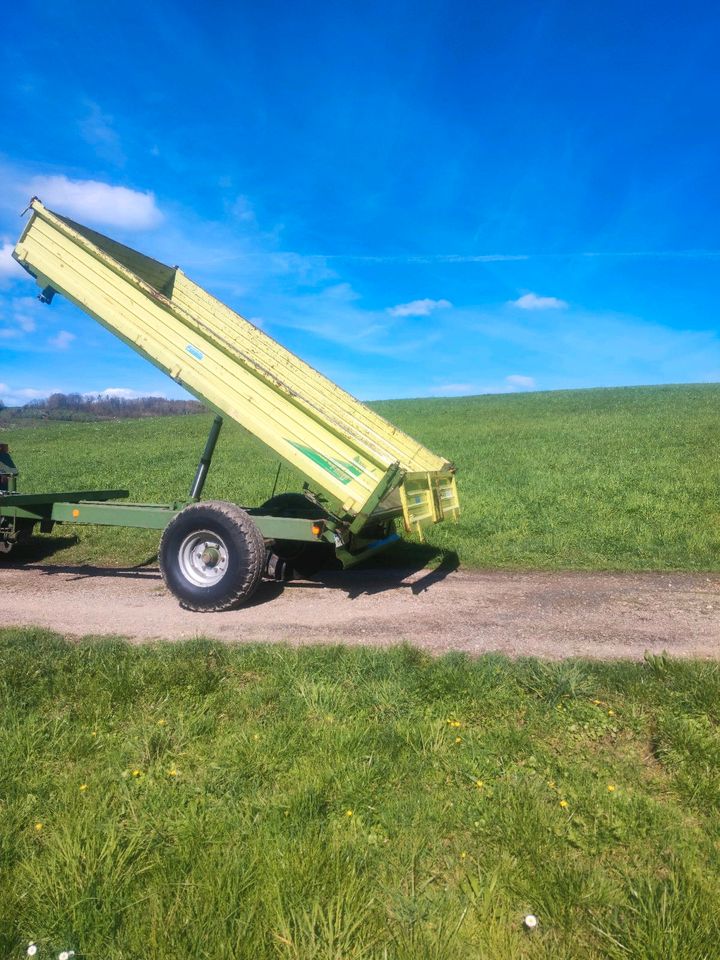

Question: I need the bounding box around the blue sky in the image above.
[1,0,719,405]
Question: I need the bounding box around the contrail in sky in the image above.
[315,250,720,263]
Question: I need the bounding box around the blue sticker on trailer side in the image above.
[186,344,204,361]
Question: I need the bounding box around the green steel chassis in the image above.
[0,418,400,570]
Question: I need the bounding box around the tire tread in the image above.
[159,500,265,612]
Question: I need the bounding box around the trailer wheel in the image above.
[159,501,265,612]
[260,492,338,577]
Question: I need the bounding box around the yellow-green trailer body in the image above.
[12,200,459,535]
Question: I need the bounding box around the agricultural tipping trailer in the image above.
[1,198,459,610]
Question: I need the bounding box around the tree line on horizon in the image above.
[0,392,205,421]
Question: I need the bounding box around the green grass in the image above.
[3,382,719,570]
[2,630,720,958]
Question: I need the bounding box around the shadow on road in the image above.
[8,537,460,605]
[8,560,163,581]
[322,548,460,598]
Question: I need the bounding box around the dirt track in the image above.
[2,562,719,659]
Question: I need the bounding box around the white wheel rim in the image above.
[0,541,13,555]
[178,530,229,587]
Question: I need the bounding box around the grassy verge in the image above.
[3,382,719,571]
[1,629,719,958]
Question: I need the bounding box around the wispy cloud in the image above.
[0,296,37,338]
[430,382,476,395]
[506,374,536,388]
[231,194,256,224]
[387,298,452,318]
[322,253,530,263]
[78,101,125,165]
[48,330,76,350]
[87,387,166,399]
[0,384,48,406]
[509,292,568,310]
[25,175,163,230]
[318,250,720,263]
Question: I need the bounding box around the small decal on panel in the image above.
[186,344,204,361]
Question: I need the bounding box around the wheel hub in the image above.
[178,530,229,587]
[201,546,220,567]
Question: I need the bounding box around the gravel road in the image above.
[2,562,718,659]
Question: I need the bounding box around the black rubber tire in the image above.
[159,501,265,612]
[0,519,34,558]
[259,492,338,577]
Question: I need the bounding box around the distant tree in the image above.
[46,393,66,410]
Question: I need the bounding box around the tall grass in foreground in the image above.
[4,383,719,571]
[1,629,719,958]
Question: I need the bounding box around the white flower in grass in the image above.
[58,952,75,960]
[523,914,538,930]
[27,945,37,957]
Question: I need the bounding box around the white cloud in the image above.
[509,293,568,310]
[25,175,163,230]
[506,374,536,388]
[0,384,48,406]
[14,387,46,399]
[431,382,476,396]
[0,241,25,283]
[87,387,166,400]
[49,330,75,350]
[266,282,441,357]
[387,297,453,318]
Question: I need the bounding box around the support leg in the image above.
[189,416,223,501]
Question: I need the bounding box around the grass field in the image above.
[3,383,719,571]
[1,629,719,959]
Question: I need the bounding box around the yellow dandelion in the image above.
[607,784,616,792]
[34,822,43,831]
[475,779,484,788]
[607,709,616,717]
[157,719,166,726]
[132,769,141,777]
[559,799,569,808]
[455,736,463,744]
[446,719,462,727]
[79,784,88,792]
[592,699,602,705]
[345,809,354,817]
[253,734,260,741]
[547,780,556,789]
[460,851,467,859]
[167,768,178,777]
[91,731,97,737]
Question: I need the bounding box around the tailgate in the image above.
[398,471,460,539]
